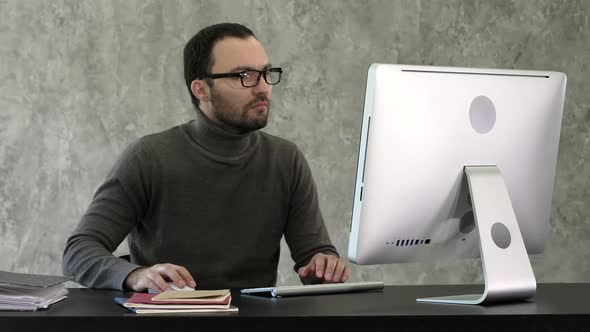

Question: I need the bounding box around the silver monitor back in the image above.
[348,64,567,265]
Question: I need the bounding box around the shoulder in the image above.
[139,123,186,150]
[123,122,193,161]
[258,131,303,157]
[115,123,186,166]
[258,131,312,176]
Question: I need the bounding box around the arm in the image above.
[62,140,150,290]
[63,140,198,291]
[62,178,143,290]
[283,146,350,284]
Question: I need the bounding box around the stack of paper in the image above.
[115,289,238,314]
[0,271,72,311]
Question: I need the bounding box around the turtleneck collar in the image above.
[185,108,260,157]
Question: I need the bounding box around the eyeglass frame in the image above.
[198,67,283,88]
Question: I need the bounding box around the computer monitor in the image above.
[347,64,567,305]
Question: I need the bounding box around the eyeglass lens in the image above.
[242,69,281,87]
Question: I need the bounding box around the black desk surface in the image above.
[1,283,589,332]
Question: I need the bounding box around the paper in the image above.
[0,271,71,311]
[135,291,231,304]
[0,283,68,311]
[151,289,230,301]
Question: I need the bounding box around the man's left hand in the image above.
[298,253,352,284]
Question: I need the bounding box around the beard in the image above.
[210,88,270,133]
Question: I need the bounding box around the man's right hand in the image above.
[124,263,197,292]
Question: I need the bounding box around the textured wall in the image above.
[1,0,588,288]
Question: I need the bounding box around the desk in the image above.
[1,283,588,332]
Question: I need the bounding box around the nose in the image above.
[252,77,271,97]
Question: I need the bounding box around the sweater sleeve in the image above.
[62,140,152,290]
[283,146,339,273]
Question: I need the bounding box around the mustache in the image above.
[244,95,270,109]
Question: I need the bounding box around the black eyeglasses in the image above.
[199,67,283,88]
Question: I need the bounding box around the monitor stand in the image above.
[417,165,537,305]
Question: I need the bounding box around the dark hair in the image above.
[183,23,256,110]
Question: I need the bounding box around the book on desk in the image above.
[115,289,238,314]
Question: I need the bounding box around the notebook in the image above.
[114,289,238,314]
[114,297,238,314]
[240,281,384,298]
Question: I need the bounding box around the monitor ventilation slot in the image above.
[386,239,431,246]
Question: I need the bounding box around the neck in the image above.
[187,108,259,157]
[201,107,250,135]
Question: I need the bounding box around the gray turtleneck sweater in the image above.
[62,111,338,290]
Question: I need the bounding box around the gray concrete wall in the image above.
[1,0,588,288]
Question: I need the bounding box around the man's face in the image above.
[207,36,273,133]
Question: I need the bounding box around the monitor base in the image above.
[417,165,537,305]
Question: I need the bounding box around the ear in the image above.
[191,79,210,103]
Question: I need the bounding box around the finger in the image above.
[298,265,310,277]
[342,266,352,282]
[170,265,196,288]
[158,265,186,288]
[331,260,346,282]
[323,256,337,282]
[314,255,326,279]
[147,271,171,292]
[175,266,197,288]
[308,258,316,273]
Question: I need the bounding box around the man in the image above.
[62,23,351,292]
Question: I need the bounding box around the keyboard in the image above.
[240,281,384,298]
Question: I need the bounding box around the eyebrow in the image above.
[228,63,272,72]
